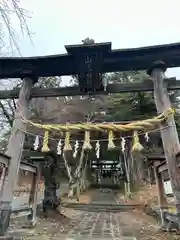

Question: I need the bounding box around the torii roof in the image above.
[0,41,180,79]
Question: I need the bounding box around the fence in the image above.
[0,153,40,227]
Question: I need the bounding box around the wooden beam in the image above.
[0,78,35,236]
[0,78,178,99]
[157,161,168,173]
[2,41,180,78]
[22,150,45,159]
[153,160,162,167]
[149,61,180,214]
[162,170,169,182]
[146,154,166,161]
[0,155,37,173]
[0,153,37,173]
[158,161,180,174]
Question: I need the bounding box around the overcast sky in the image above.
[12,0,180,83]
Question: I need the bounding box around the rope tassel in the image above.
[132,131,144,152]
[108,130,116,150]
[41,131,50,152]
[82,131,92,150]
[63,131,72,151]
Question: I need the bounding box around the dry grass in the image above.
[117,184,179,239]
[117,184,158,206]
[119,184,176,213]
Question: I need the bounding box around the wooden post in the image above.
[96,157,99,184]
[42,155,60,215]
[28,165,40,226]
[0,167,6,198]
[154,167,167,226]
[148,61,180,213]
[123,151,131,198]
[147,167,151,187]
[0,77,36,235]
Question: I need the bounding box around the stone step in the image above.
[64,237,137,240]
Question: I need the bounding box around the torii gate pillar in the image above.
[148,61,180,214]
[0,77,37,235]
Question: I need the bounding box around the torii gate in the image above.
[0,41,180,235]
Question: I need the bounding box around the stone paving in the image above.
[61,211,136,239]
[9,211,136,239]
[8,190,137,239]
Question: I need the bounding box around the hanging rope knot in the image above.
[41,131,50,152]
[164,108,176,118]
[132,130,144,152]
[63,131,72,151]
[108,130,116,150]
[82,131,92,150]
[168,107,176,115]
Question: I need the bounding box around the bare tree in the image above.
[0,0,33,150]
[0,0,32,54]
[25,94,108,203]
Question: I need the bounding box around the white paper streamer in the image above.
[33,135,39,150]
[73,140,79,158]
[57,139,62,155]
[121,137,126,152]
[95,140,100,158]
[145,132,149,142]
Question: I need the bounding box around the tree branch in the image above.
[0,100,13,127]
